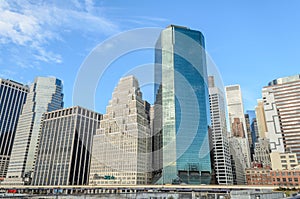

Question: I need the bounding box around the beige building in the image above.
[255,99,268,139]
[270,152,298,170]
[89,76,151,185]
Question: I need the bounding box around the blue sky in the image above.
[0,0,299,113]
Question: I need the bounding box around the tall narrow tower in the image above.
[4,77,63,185]
[0,79,28,180]
[225,85,251,168]
[153,25,211,184]
[208,76,233,185]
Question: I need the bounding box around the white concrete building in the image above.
[4,77,64,185]
[270,152,298,170]
[225,85,251,168]
[89,76,151,185]
[208,76,233,185]
[229,137,246,185]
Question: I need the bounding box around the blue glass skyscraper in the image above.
[153,25,211,184]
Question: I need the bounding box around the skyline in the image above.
[1,1,300,113]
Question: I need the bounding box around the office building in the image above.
[262,75,300,162]
[4,77,63,185]
[246,166,272,185]
[89,76,151,185]
[253,138,271,168]
[225,85,251,168]
[229,137,246,185]
[270,152,298,170]
[0,79,28,180]
[153,25,211,184]
[255,99,268,139]
[208,76,233,185]
[33,106,101,186]
[225,85,247,135]
[271,169,300,187]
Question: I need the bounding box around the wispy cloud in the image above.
[0,0,119,67]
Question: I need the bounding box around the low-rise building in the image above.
[245,166,272,185]
[271,169,300,187]
[270,152,298,170]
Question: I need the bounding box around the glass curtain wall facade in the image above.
[0,79,28,180]
[153,25,211,185]
[4,77,63,185]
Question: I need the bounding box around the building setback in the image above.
[208,76,233,185]
[0,79,28,180]
[262,74,300,162]
[153,25,211,184]
[4,77,64,185]
[33,106,102,186]
[89,76,151,185]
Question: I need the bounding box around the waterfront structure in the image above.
[153,25,211,184]
[89,76,151,185]
[208,76,233,185]
[246,166,272,185]
[225,85,251,168]
[270,152,298,170]
[0,79,28,180]
[229,137,246,185]
[4,77,64,185]
[262,74,300,162]
[255,100,268,139]
[33,106,101,186]
[253,138,271,168]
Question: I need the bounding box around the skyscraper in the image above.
[208,76,233,185]
[4,77,63,185]
[225,85,251,168]
[262,74,300,162]
[229,137,246,185]
[33,106,102,186]
[153,25,211,184]
[0,79,28,180]
[225,85,247,136]
[255,99,268,139]
[89,76,151,185]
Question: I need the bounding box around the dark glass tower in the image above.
[153,25,211,184]
[0,79,28,180]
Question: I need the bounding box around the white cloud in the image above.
[0,0,119,66]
